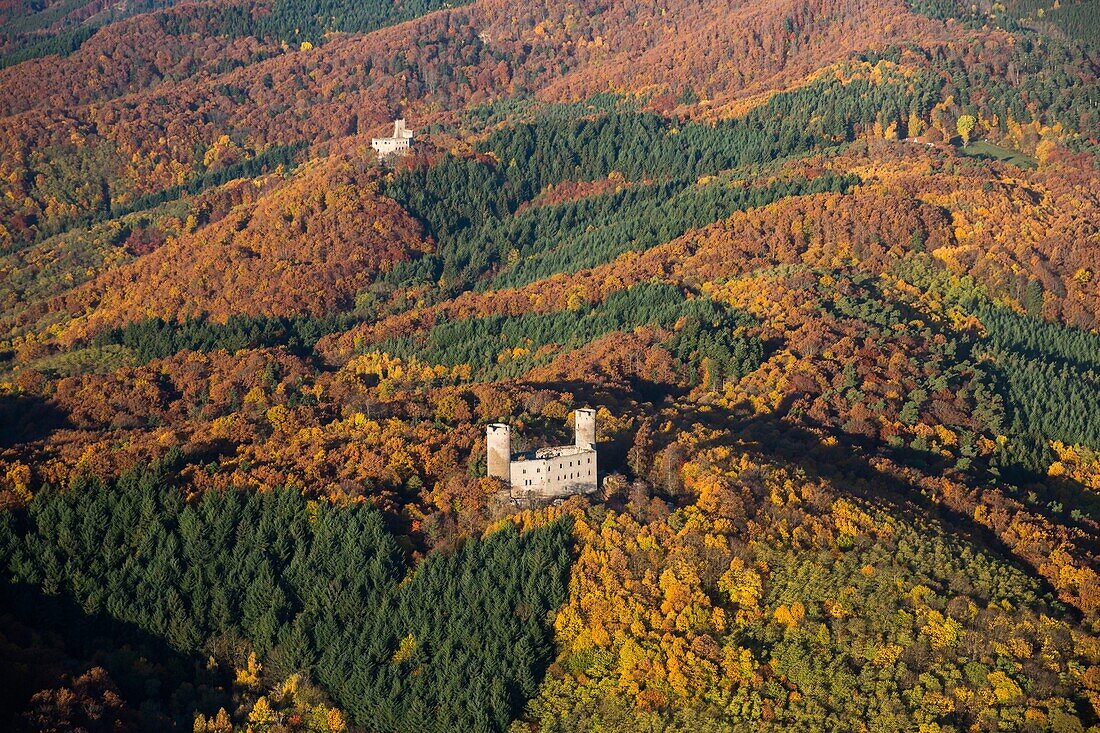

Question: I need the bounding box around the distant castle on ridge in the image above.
[371,118,414,158]
[487,409,598,501]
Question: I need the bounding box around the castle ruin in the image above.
[487,409,598,501]
[371,118,414,158]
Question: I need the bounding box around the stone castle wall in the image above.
[486,409,599,501]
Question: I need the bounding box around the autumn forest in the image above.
[1,0,1099,730]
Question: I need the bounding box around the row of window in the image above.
[520,456,593,476]
[520,469,594,486]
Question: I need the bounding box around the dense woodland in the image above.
[0,458,571,731]
[1,0,1100,730]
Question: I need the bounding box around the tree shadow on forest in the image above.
[514,375,685,474]
[0,582,232,731]
[181,436,244,467]
[998,462,1100,553]
[0,393,70,449]
[538,380,1080,619]
[735,417,1080,617]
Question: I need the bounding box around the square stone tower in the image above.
[575,408,596,450]
[486,423,511,481]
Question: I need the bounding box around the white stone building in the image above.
[371,118,414,157]
[487,409,597,500]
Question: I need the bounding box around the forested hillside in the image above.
[1,0,1099,730]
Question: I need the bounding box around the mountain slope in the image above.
[1,0,1099,731]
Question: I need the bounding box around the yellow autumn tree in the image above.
[235,652,263,689]
[248,696,278,729]
[956,115,976,145]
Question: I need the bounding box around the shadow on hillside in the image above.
[514,376,684,475]
[0,582,231,731]
[737,414,1079,616]
[0,394,70,449]
[536,379,1080,618]
[999,466,1100,555]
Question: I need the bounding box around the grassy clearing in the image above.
[960,140,1038,169]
